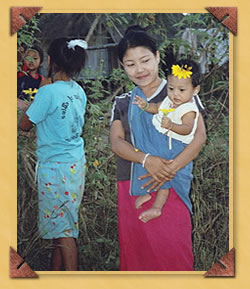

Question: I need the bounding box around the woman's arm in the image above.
[170,112,206,171]
[141,113,206,191]
[110,120,145,164]
[110,120,175,182]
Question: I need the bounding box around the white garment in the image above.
[152,96,199,148]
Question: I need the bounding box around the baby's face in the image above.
[167,75,199,107]
[24,50,41,72]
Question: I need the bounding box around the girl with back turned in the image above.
[19,38,88,271]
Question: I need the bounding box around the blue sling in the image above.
[128,87,193,213]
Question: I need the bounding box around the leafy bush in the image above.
[17,14,41,72]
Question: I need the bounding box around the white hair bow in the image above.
[67,39,88,50]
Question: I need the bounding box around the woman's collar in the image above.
[147,79,167,102]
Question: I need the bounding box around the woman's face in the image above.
[122,46,160,88]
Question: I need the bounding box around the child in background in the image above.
[19,38,88,271]
[133,59,202,223]
[17,46,44,101]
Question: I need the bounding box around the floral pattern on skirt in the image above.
[37,158,86,239]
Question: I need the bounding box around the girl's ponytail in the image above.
[48,38,88,79]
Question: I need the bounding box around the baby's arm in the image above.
[161,111,196,135]
[133,95,160,114]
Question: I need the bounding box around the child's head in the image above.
[166,59,200,107]
[23,46,44,73]
[47,38,88,79]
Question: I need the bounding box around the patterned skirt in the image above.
[37,158,86,239]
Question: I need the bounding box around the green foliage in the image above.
[173,13,211,30]
[105,13,157,29]
[160,13,229,68]
[17,14,41,48]
[17,14,41,72]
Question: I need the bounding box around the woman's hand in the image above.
[139,156,178,192]
[143,155,176,182]
[139,176,166,193]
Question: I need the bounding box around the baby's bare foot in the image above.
[135,194,152,209]
[139,207,162,223]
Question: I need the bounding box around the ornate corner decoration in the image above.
[206,7,237,35]
[204,248,235,277]
[11,7,42,35]
[9,247,38,278]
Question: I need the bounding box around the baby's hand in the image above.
[133,95,148,110]
[161,116,173,130]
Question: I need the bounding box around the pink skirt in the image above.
[118,180,194,271]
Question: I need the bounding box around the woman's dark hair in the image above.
[167,58,200,87]
[47,38,87,78]
[117,25,158,63]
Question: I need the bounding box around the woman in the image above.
[110,26,206,271]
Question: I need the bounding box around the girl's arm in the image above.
[161,111,196,135]
[110,120,176,182]
[19,105,33,132]
[133,95,160,114]
[17,99,29,111]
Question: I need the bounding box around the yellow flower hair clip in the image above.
[171,64,193,79]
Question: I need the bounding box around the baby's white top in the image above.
[152,96,200,146]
